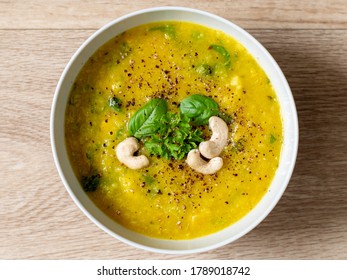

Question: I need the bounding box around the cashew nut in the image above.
[116,137,149,169]
[186,149,223,175]
[199,116,228,159]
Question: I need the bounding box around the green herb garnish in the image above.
[144,113,203,160]
[143,174,155,185]
[218,111,234,125]
[232,139,246,153]
[128,98,168,138]
[209,44,231,66]
[127,95,230,160]
[270,134,277,144]
[149,25,175,39]
[196,64,214,76]
[109,96,122,111]
[119,42,132,58]
[81,173,101,192]
[179,94,219,125]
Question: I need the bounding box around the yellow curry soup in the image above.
[65,21,282,239]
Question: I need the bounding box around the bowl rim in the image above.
[50,6,298,254]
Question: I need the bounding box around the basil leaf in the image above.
[180,94,219,125]
[128,98,168,138]
[209,44,231,66]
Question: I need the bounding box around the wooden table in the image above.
[1,0,346,259]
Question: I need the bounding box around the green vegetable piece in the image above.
[116,126,125,138]
[143,174,155,185]
[209,44,231,66]
[120,42,132,58]
[270,134,277,144]
[196,64,214,76]
[81,173,101,192]
[218,111,234,125]
[149,25,175,39]
[86,152,93,160]
[180,94,219,125]
[191,31,204,39]
[128,98,168,138]
[232,139,245,153]
[109,96,122,111]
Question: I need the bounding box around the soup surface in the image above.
[65,21,282,239]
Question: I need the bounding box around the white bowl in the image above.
[51,7,298,254]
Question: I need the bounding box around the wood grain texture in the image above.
[0,0,347,259]
[0,0,346,29]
